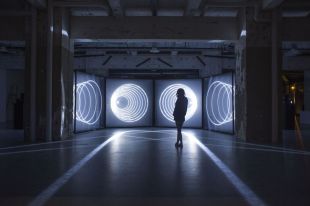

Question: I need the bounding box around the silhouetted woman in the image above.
[173,88,188,148]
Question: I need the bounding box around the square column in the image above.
[51,7,74,140]
[235,7,282,143]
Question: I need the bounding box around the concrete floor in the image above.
[0,128,310,206]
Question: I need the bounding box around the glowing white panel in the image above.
[206,81,233,126]
[159,84,197,122]
[204,73,234,133]
[110,83,149,123]
[76,80,102,125]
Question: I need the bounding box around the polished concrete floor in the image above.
[1,128,310,206]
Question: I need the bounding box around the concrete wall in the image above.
[305,71,310,111]
[0,69,24,129]
[0,70,7,127]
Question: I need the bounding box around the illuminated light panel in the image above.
[159,83,197,122]
[76,80,102,125]
[206,81,233,126]
[111,83,148,123]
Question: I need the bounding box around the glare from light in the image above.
[28,131,124,206]
[76,80,102,125]
[206,81,233,126]
[240,29,247,37]
[159,83,197,122]
[111,83,149,123]
[185,132,266,206]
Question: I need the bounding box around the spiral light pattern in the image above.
[206,81,233,126]
[159,83,197,122]
[111,83,149,123]
[76,80,102,125]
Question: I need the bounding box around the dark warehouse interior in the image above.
[1,0,310,205]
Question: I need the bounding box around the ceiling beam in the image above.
[150,0,158,16]
[185,0,202,16]
[71,16,238,40]
[27,0,46,9]
[262,0,285,9]
[107,0,123,16]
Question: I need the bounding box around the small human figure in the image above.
[173,88,188,148]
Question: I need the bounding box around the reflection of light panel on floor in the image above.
[159,83,197,122]
[206,81,233,126]
[76,80,102,125]
[111,83,148,123]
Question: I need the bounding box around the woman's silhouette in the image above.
[173,88,188,148]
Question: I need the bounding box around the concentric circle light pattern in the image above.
[206,81,233,126]
[159,84,197,122]
[111,84,149,123]
[76,80,103,125]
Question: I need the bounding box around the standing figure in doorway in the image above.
[173,88,188,148]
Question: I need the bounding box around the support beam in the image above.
[46,0,53,141]
[27,0,47,9]
[52,7,74,140]
[185,0,202,16]
[71,16,238,40]
[262,0,284,9]
[30,7,37,142]
[271,8,282,143]
[107,0,123,16]
[151,0,158,16]
[53,0,108,8]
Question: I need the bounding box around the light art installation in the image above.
[111,83,149,123]
[206,81,233,126]
[76,80,103,125]
[159,83,197,122]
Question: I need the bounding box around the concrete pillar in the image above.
[305,72,310,111]
[235,7,282,143]
[51,7,74,140]
[0,69,7,128]
[24,6,37,142]
[36,9,49,141]
[271,8,282,143]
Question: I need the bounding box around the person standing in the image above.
[173,88,188,148]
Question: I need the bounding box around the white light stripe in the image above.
[203,142,310,156]
[0,135,111,151]
[199,135,310,155]
[185,132,266,206]
[28,132,123,206]
[0,144,104,156]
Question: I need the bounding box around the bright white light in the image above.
[240,29,247,37]
[61,30,68,37]
[111,83,148,123]
[159,83,197,122]
[206,81,233,126]
[76,80,102,125]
